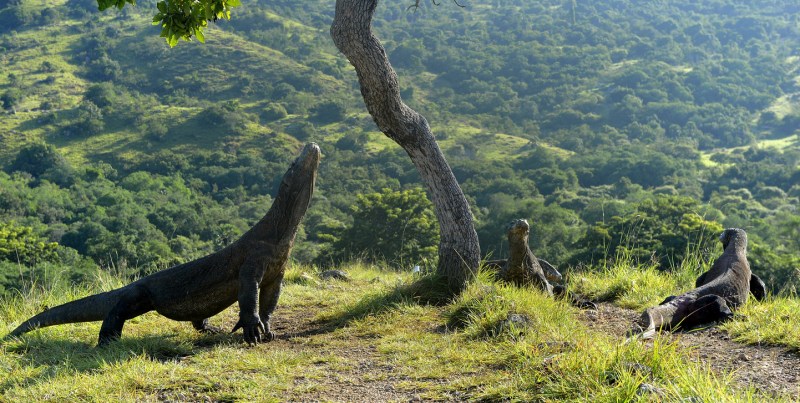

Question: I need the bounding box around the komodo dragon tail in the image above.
[6,289,124,339]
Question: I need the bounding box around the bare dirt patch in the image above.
[582,303,800,398]
[265,307,421,403]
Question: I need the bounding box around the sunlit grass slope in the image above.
[570,259,701,310]
[1,262,789,401]
[723,295,800,350]
[0,0,347,167]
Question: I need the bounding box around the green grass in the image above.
[569,253,702,310]
[1,263,787,401]
[0,265,341,401]
[700,134,800,168]
[722,295,800,350]
[319,269,767,401]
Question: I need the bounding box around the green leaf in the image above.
[97,0,113,11]
[227,0,241,7]
[195,28,205,43]
[156,1,166,13]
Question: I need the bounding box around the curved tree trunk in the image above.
[331,0,480,292]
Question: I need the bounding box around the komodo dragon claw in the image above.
[232,318,271,344]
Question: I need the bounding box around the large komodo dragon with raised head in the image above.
[637,228,766,338]
[7,143,320,346]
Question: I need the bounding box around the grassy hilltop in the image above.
[2,260,799,401]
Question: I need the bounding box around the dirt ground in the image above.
[265,302,800,401]
[266,307,423,402]
[581,303,800,399]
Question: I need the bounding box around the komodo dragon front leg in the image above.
[257,276,283,342]
[232,254,271,344]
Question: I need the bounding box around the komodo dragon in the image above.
[636,228,765,338]
[496,219,556,294]
[6,143,320,346]
[490,219,596,308]
[485,257,562,285]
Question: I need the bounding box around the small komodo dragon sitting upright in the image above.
[489,219,596,309]
[6,143,321,346]
[636,228,766,338]
[494,219,558,295]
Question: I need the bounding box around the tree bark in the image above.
[331,0,480,292]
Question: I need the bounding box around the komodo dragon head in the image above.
[719,227,747,253]
[506,219,530,242]
[261,143,321,243]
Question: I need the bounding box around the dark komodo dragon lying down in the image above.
[7,143,320,346]
[636,228,766,338]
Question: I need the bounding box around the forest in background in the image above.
[0,0,798,294]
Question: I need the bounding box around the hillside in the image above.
[0,0,799,293]
[1,263,799,401]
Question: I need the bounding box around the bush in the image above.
[7,143,74,186]
[330,188,439,267]
[1,89,22,111]
[310,101,346,125]
[261,102,288,122]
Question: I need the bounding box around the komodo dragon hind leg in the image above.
[98,286,154,346]
[750,274,767,301]
[192,319,223,334]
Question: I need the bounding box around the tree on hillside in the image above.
[331,188,439,267]
[0,222,59,266]
[7,142,75,186]
[101,0,481,293]
[330,0,480,292]
[1,89,22,113]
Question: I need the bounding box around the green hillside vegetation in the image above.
[1,0,799,399]
[2,262,795,401]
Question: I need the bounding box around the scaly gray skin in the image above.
[695,264,766,301]
[497,219,554,295]
[7,143,321,346]
[485,257,562,284]
[638,228,752,336]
